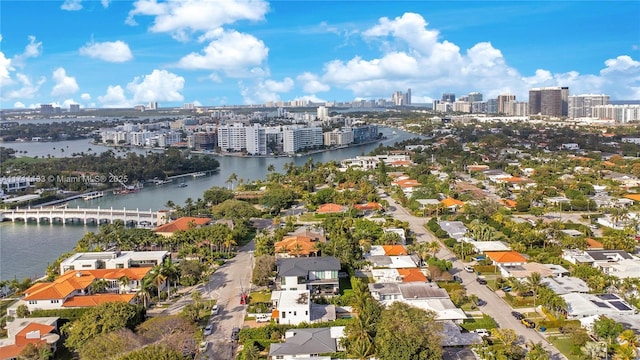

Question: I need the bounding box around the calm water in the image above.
[0,127,423,281]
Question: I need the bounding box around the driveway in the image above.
[381,193,566,359]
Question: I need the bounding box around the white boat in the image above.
[192,172,206,178]
[392,131,397,135]
[83,191,104,200]
[178,182,188,188]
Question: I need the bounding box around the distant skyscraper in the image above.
[568,94,610,118]
[468,92,483,102]
[528,87,569,117]
[405,88,411,105]
[497,94,516,114]
[442,93,455,103]
[148,101,158,110]
[40,104,54,114]
[69,104,80,113]
[486,99,498,114]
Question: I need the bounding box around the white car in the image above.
[473,329,490,337]
[464,265,475,273]
[255,314,270,323]
[203,324,213,336]
[211,304,220,315]
[198,341,208,353]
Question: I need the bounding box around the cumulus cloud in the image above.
[0,37,45,104]
[2,73,45,101]
[297,72,330,93]
[79,40,133,62]
[316,12,640,101]
[51,67,79,97]
[177,30,268,77]
[61,0,82,11]
[97,69,185,107]
[127,0,269,41]
[81,93,91,101]
[239,77,293,104]
[13,101,25,109]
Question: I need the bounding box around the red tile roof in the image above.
[440,198,464,207]
[15,323,56,346]
[274,236,323,256]
[154,217,211,233]
[354,202,383,211]
[585,238,604,250]
[317,203,347,213]
[382,245,408,256]
[397,268,427,283]
[23,270,95,301]
[62,294,136,307]
[486,251,527,263]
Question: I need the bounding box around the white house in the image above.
[276,257,341,294]
[268,326,345,360]
[60,250,169,273]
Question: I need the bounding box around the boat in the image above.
[82,191,104,200]
[178,183,188,188]
[392,130,397,135]
[192,172,206,178]
[152,178,173,185]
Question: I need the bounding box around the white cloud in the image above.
[97,69,185,107]
[297,72,330,93]
[51,67,79,97]
[127,0,269,41]
[294,94,326,103]
[177,30,268,77]
[81,93,91,101]
[127,69,185,103]
[239,77,293,104]
[61,0,82,11]
[98,85,129,108]
[79,40,133,62]
[1,73,45,101]
[13,101,25,109]
[12,36,42,67]
[101,0,110,8]
[601,55,640,74]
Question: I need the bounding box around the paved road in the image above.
[381,193,567,360]
[200,241,255,360]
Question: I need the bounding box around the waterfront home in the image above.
[153,216,212,237]
[60,250,169,273]
[0,317,59,360]
[267,326,345,360]
[20,268,151,311]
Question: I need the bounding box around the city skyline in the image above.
[1,1,639,110]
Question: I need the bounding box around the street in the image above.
[381,193,567,360]
[200,241,255,360]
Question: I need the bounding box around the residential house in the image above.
[561,293,636,319]
[276,257,341,294]
[383,228,407,244]
[60,250,169,273]
[463,240,511,254]
[19,269,145,312]
[153,216,212,237]
[563,250,640,279]
[438,221,468,241]
[270,290,336,325]
[367,282,466,322]
[541,277,589,295]
[440,197,465,213]
[268,326,345,360]
[0,318,59,360]
[274,235,325,258]
[485,251,528,278]
[353,202,383,214]
[368,245,408,256]
[316,203,347,214]
[498,262,554,280]
[371,268,427,283]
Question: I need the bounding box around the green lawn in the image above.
[249,290,271,303]
[549,336,584,360]
[460,314,498,331]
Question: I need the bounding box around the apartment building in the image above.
[568,94,610,118]
[529,87,569,117]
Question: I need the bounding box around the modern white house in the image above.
[276,257,341,295]
[60,250,169,273]
[268,326,345,360]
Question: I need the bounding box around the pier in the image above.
[0,206,164,226]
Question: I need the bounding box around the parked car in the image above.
[231,327,240,341]
[211,304,220,315]
[476,277,488,285]
[473,329,491,337]
[520,291,534,297]
[511,311,524,320]
[203,324,213,336]
[501,286,512,292]
[255,314,270,323]
[475,298,487,306]
[522,319,536,329]
[464,265,475,273]
[453,275,462,283]
[198,341,208,353]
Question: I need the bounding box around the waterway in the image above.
[0,127,423,281]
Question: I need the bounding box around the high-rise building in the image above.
[497,94,516,114]
[405,88,411,105]
[593,105,640,123]
[391,89,411,106]
[528,87,569,117]
[442,93,456,103]
[148,101,158,110]
[468,92,483,102]
[486,99,498,114]
[246,124,267,155]
[317,106,329,121]
[40,104,54,114]
[568,94,610,118]
[217,123,247,152]
[69,104,80,113]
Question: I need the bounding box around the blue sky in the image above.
[1,0,639,109]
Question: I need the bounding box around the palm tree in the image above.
[118,275,130,294]
[223,233,237,254]
[614,345,636,360]
[428,240,440,258]
[90,279,109,294]
[191,290,202,309]
[527,272,543,307]
[525,341,549,360]
[618,329,639,357]
[160,258,179,298]
[136,278,153,307]
[149,265,167,300]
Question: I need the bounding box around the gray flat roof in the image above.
[277,256,340,277]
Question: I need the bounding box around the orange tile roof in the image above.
[440,198,464,207]
[15,323,56,346]
[317,203,347,213]
[88,267,151,281]
[486,251,527,263]
[603,161,616,167]
[391,160,412,166]
[0,344,29,360]
[467,165,490,172]
[62,294,136,307]
[393,179,421,188]
[274,236,323,256]
[586,238,604,249]
[354,202,383,211]
[24,270,95,301]
[397,268,427,283]
[624,194,640,201]
[382,245,408,256]
[501,199,517,208]
[154,217,211,233]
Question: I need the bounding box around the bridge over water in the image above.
[0,206,167,226]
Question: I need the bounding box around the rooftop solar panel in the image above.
[597,294,618,300]
[610,301,632,311]
[591,300,609,308]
